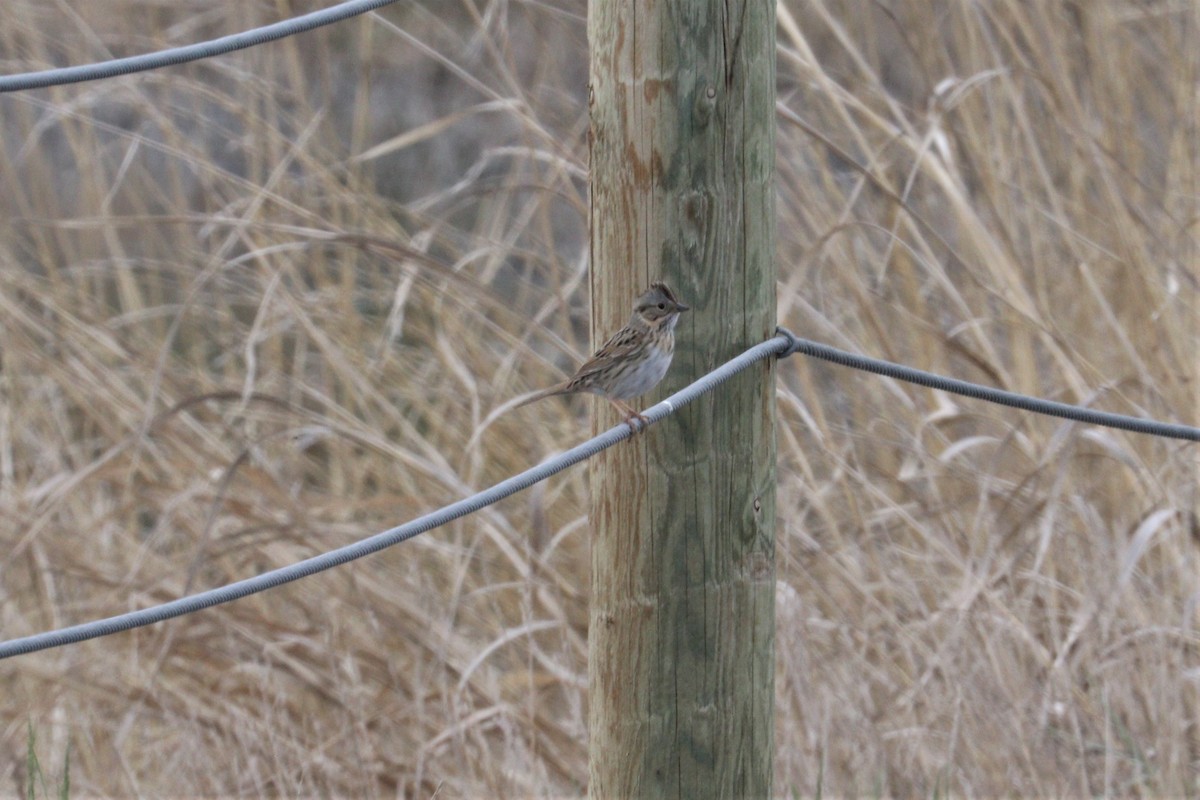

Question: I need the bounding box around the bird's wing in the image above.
[564,326,640,389]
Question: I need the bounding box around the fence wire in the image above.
[775,328,1200,442]
[0,327,1195,660]
[0,332,787,659]
[0,0,400,92]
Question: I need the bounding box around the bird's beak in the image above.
[675,301,690,312]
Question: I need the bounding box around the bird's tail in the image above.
[512,382,573,409]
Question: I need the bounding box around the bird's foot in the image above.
[608,398,650,434]
[622,411,650,434]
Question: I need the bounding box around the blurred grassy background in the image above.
[0,0,1195,796]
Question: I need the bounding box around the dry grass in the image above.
[0,0,1195,796]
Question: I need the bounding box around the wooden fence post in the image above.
[587,1,777,797]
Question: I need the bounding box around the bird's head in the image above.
[634,281,689,328]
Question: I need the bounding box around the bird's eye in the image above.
[657,303,666,310]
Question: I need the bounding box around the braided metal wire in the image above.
[2,328,1194,660]
[0,0,400,92]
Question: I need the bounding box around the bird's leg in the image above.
[607,398,649,433]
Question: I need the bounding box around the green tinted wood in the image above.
[587,1,777,797]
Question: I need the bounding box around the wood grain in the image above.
[587,1,777,797]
